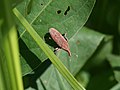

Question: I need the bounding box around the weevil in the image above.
[49,28,71,56]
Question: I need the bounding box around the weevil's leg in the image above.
[62,33,68,41]
[54,47,61,55]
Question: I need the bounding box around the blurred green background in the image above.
[84,0,120,89]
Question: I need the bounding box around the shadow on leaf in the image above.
[19,38,51,89]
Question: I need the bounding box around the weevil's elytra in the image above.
[49,28,71,56]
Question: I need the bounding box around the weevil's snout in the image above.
[67,49,71,56]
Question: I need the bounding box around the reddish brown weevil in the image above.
[49,28,71,56]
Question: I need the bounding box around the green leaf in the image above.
[13,8,85,90]
[21,27,105,90]
[14,0,96,89]
[16,0,95,64]
[107,54,120,82]
[85,35,113,69]
[58,27,105,75]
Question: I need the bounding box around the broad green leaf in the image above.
[39,27,104,90]
[15,0,95,65]
[58,27,105,75]
[107,54,120,82]
[22,27,105,90]
[14,0,96,89]
[79,34,116,90]
[13,8,86,90]
[84,35,113,70]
